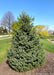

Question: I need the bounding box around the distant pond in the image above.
[51,40,54,43]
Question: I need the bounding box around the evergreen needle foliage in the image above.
[7,12,46,72]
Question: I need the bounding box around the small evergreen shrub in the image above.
[40,35,54,39]
[7,12,46,72]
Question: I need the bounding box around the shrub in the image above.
[34,25,49,36]
[3,28,8,34]
[7,12,46,72]
[40,35,54,39]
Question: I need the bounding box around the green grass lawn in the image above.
[0,38,11,63]
[40,39,54,53]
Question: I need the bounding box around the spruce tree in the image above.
[7,12,46,72]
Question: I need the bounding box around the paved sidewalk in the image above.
[0,35,12,37]
[0,37,11,40]
[0,35,12,40]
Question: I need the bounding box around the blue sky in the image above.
[0,0,54,30]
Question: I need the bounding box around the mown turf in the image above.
[0,38,11,63]
[40,39,54,53]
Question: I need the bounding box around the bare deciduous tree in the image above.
[1,11,15,33]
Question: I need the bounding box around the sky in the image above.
[0,0,54,30]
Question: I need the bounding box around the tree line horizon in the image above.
[0,11,54,36]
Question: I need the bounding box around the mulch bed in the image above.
[0,51,54,75]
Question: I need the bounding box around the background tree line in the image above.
[0,11,15,35]
[0,27,7,34]
[0,11,54,36]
